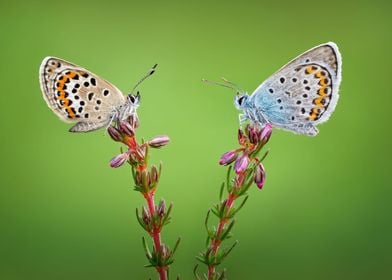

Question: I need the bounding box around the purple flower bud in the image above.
[156,199,166,217]
[234,153,250,174]
[248,125,260,144]
[260,123,273,144]
[238,129,246,145]
[142,206,151,225]
[128,114,140,129]
[254,163,266,189]
[107,126,122,142]
[119,121,135,137]
[148,135,170,148]
[109,152,129,168]
[150,165,159,184]
[219,150,239,165]
[160,244,170,259]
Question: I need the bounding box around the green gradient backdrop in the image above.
[1,0,390,279]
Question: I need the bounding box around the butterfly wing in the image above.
[39,57,126,131]
[249,42,342,136]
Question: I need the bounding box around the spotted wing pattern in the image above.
[39,57,125,129]
[250,42,341,136]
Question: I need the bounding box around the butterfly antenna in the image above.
[130,64,158,94]
[202,78,238,93]
[221,77,245,93]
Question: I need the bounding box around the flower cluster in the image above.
[107,114,178,280]
[219,123,272,189]
[196,123,272,280]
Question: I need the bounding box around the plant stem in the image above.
[144,191,168,280]
[207,193,236,279]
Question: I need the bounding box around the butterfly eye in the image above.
[128,93,141,105]
[238,96,245,106]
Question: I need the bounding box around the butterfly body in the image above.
[234,42,342,136]
[39,57,142,132]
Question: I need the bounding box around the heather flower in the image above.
[109,152,129,168]
[248,125,260,144]
[260,123,273,144]
[157,199,166,217]
[197,123,272,279]
[234,153,250,174]
[107,111,178,279]
[142,206,151,225]
[254,163,266,189]
[107,126,122,142]
[128,114,140,129]
[219,150,239,165]
[148,135,170,148]
[119,121,135,137]
[238,128,246,145]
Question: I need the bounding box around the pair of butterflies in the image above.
[40,42,342,136]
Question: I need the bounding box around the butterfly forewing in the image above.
[40,57,125,124]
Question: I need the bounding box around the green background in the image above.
[1,0,390,279]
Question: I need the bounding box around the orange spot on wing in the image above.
[318,87,328,96]
[315,71,324,78]
[314,97,324,106]
[319,78,329,86]
[305,66,317,74]
[54,71,79,118]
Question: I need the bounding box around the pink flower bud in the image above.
[107,126,122,142]
[260,123,273,144]
[128,114,140,129]
[248,125,260,144]
[142,206,151,225]
[160,244,170,259]
[156,199,166,217]
[109,152,129,168]
[234,153,250,174]
[148,135,170,148]
[219,150,239,165]
[254,163,266,189]
[119,121,135,137]
[150,165,159,184]
[238,129,246,145]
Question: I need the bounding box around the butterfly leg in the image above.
[239,113,248,125]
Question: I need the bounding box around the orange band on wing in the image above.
[56,71,78,118]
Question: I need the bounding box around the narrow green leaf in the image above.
[220,240,238,262]
[204,210,211,233]
[219,182,225,201]
[259,149,270,162]
[226,165,232,193]
[162,202,173,225]
[194,264,202,280]
[220,220,235,241]
[228,196,249,218]
[135,208,147,231]
[142,237,152,260]
[171,237,181,257]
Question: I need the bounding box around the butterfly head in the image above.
[234,93,249,110]
[127,91,141,107]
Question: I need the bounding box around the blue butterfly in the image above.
[206,42,342,136]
